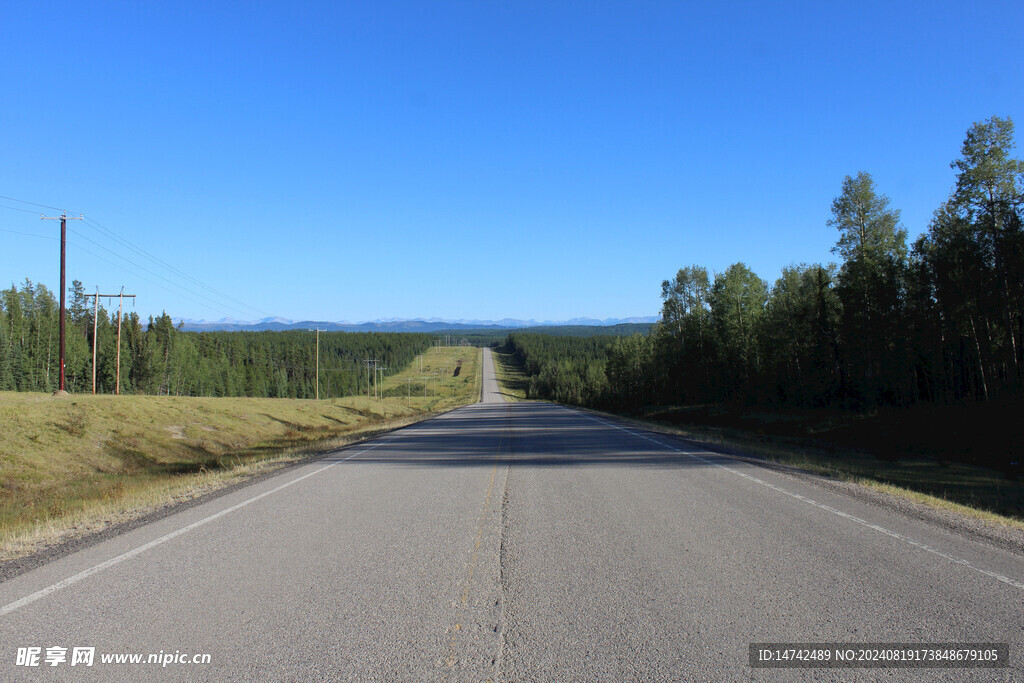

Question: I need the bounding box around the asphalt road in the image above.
[1,347,1022,680]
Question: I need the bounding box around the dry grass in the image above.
[0,346,482,561]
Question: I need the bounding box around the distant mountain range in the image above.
[178,316,658,333]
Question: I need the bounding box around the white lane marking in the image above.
[1,435,403,617]
[573,408,1024,592]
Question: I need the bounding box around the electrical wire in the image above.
[0,203,49,216]
[81,214,275,319]
[1,193,278,321]
[68,239,248,322]
[67,226,268,321]
[0,227,57,240]
[0,195,70,212]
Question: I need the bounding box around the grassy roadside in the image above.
[0,346,481,561]
[491,349,528,402]
[489,357,1024,530]
[605,409,1024,530]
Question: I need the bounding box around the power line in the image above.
[0,195,70,212]
[67,239,250,322]
[0,227,58,240]
[67,226,259,318]
[0,204,49,216]
[81,215,275,319]
[1,193,277,321]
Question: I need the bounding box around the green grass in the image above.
[491,350,528,401]
[0,346,483,561]
[377,345,482,409]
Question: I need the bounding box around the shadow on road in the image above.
[320,402,732,469]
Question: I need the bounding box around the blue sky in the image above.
[2,1,1022,323]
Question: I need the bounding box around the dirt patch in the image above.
[164,425,186,440]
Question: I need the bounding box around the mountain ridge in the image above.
[178,316,658,333]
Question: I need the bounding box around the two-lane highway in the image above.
[1,347,1022,680]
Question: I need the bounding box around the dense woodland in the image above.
[3,116,1021,416]
[0,287,430,399]
[508,117,1024,419]
[440,323,652,349]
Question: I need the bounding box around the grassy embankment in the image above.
[0,345,481,561]
[491,354,1024,528]
[491,349,529,401]
[635,403,1024,528]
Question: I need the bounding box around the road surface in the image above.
[1,347,1022,680]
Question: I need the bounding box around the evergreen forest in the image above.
[503,116,1024,474]
[0,285,430,399]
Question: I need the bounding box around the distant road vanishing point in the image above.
[1,348,1021,680]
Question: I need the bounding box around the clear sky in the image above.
[2,1,1022,324]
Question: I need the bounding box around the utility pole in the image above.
[82,289,136,394]
[114,289,135,395]
[115,304,121,395]
[315,329,320,400]
[376,366,387,401]
[41,212,83,394]
[90,287,99,394]
[364,359,379,399]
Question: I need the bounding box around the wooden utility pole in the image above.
[115,293,124,395]
[364,359,379,399]
[113,289,135,395]
[91,287,99,394]
[83,289,135,394]
[376,366,387,401]
[406,377,412,407]
[41,212,83,394]
[315,329,320,400]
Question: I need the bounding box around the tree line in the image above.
[0,283,431,399]
[507,116,1024,413]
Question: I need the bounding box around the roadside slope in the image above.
[0,346,480,561]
